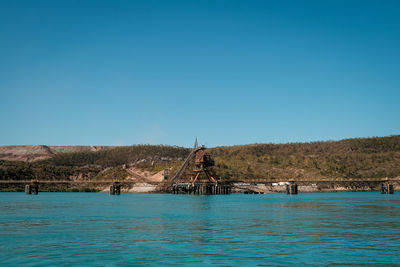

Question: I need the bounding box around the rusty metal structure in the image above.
[188,146,216,183]
[158,141,231,194]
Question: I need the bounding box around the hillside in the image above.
[0,145,116,162]
[209,135,400,181]
[1,136,400,190]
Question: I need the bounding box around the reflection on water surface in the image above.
[0,192,399,266]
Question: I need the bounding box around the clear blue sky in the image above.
[1,0,399,147]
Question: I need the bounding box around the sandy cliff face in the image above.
[0,145,115,162]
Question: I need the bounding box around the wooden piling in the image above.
[381,183,394,194]
[25,183,38,195]
[115,184,121,195]
[286,183,298,195]
[32,184,38,195]
[388,184,394,194]
[171,182,231,195]
[110,182,121,195]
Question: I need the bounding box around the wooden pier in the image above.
[172,182,231,195]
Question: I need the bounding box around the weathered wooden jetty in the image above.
[172,182,231,195]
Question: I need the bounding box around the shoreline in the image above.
[1,180,399,193]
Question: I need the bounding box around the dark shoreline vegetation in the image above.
[1,135,400,191]
[4,187,100,193]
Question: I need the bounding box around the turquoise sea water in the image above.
[1,192,400,266]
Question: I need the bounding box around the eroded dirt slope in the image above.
[0,145,116,162]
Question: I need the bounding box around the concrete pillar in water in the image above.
[109,185,114,195]
[25,185,31,194]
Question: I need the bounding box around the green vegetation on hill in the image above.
[0,145,189,182]
[0,159,101,181]
[46,145,190,167]
[1,136,400,183]
[210,135,400,181]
